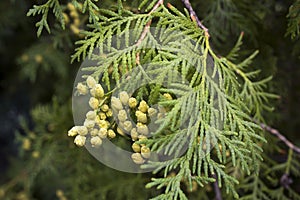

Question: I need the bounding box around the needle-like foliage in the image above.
[14,0,300,200]
[68,2,275,199]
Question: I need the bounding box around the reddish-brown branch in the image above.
[149,0,164,14]
[135,20,152,48]
[135,0,164,65]
[212,174,222,200]
[260,123,300,154]
[181,0,209,37]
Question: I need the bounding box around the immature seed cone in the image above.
[132,143,141,153]
[163,93,173,100]
[128,97,137,108]
[90,136,102,147]
[34,54,43,63]
[63,13,70,24]
[77,126,88,136]
[70,24,80,34]
[123,121,133,132]
[32,151,40,158]
[86,76,97,88]
[157,113,165,119]
[90,128,99,136]
[148,107,157,117]
[117,127,125,136]
[76,83,88,95]
[106,109,113,117]
[138,135,148,143]
[107,129,116,138]
[86,111,96,120]
[74,135,86,146]
[119,91,129,105]
[111,97,123,111]
[118,110,127,122]
[97,119,109,129]
[70,10,79,18]
[141,146,151,159]
[108,129,116,138]
[73,18,80,26]
[22,138,31,150]
[89,97,99,110]
[98,128,107,138]
[137,123,149,135]
[56,189,65,199]
[135,111,147,123]
[130,128,138,141]
[131,153,145,164]
[101,104,109,112]
[92,84,104,98]
[99,112,107,120]
[138,100,148,113]
[68,126,79,137]
[83,119,95,129]
[67,2,75,11]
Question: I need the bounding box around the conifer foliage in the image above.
[1,0,300,200]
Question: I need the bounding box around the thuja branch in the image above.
[136,20,152,48]
[136,0,164,64]
[137,0,164,45]
[150,0,164,14]
[260,123,300,154]
[181,0,209,37]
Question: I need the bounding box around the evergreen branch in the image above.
[260,123,300,154]
[226,32,244,61]
[72,0,100,23]
[286,0,300,39]
[27,0,65,37]
[150,0,164,14]
[69,4,276,199]
[180,0,209,37]
[136,0,164,64]
[201,0,262,45]
[239,147,300,199]
[136,20,152,57]
[135,26,151,65]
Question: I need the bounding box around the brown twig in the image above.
[137,0,163,45]
[212,174,222,200]
[135,0,164,65]
[135,20,152,47]
[260,123,300,154]
[181,0,209,37]
[149,0,164,14]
